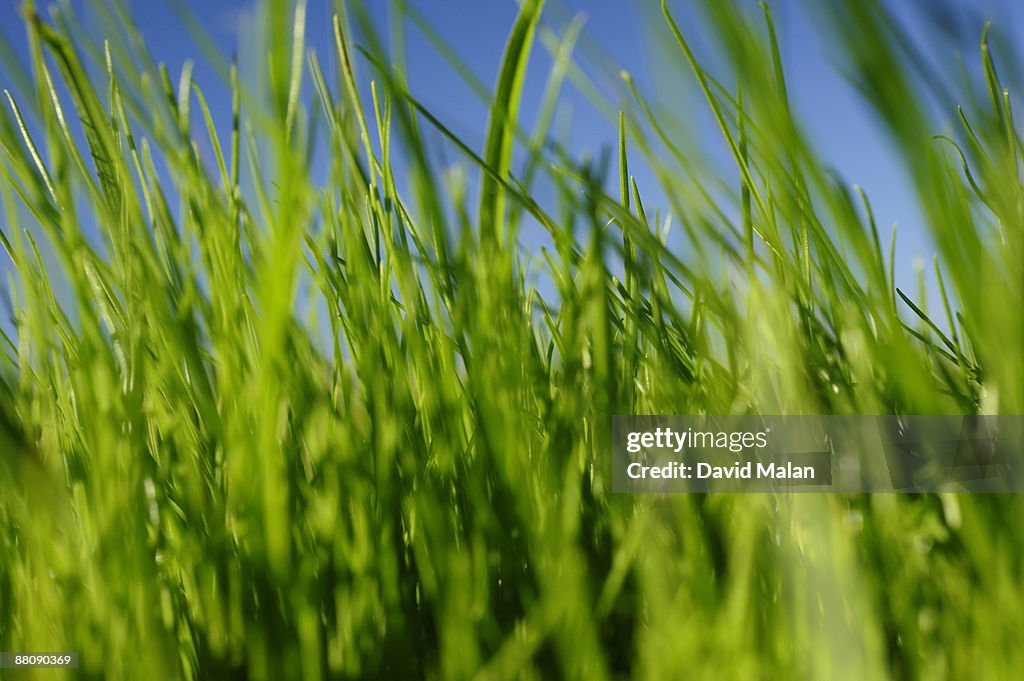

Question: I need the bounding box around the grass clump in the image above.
[1,0,1023,679]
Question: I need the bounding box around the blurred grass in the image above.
[1,0,1023,679]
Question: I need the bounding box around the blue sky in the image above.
[2,0,1023,315]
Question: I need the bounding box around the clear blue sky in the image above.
[2,0,1023,310]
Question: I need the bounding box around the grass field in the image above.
[1,0,1023,678]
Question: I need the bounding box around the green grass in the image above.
[1,0,1023,678]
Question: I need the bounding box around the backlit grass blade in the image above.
[478,0,544,248]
